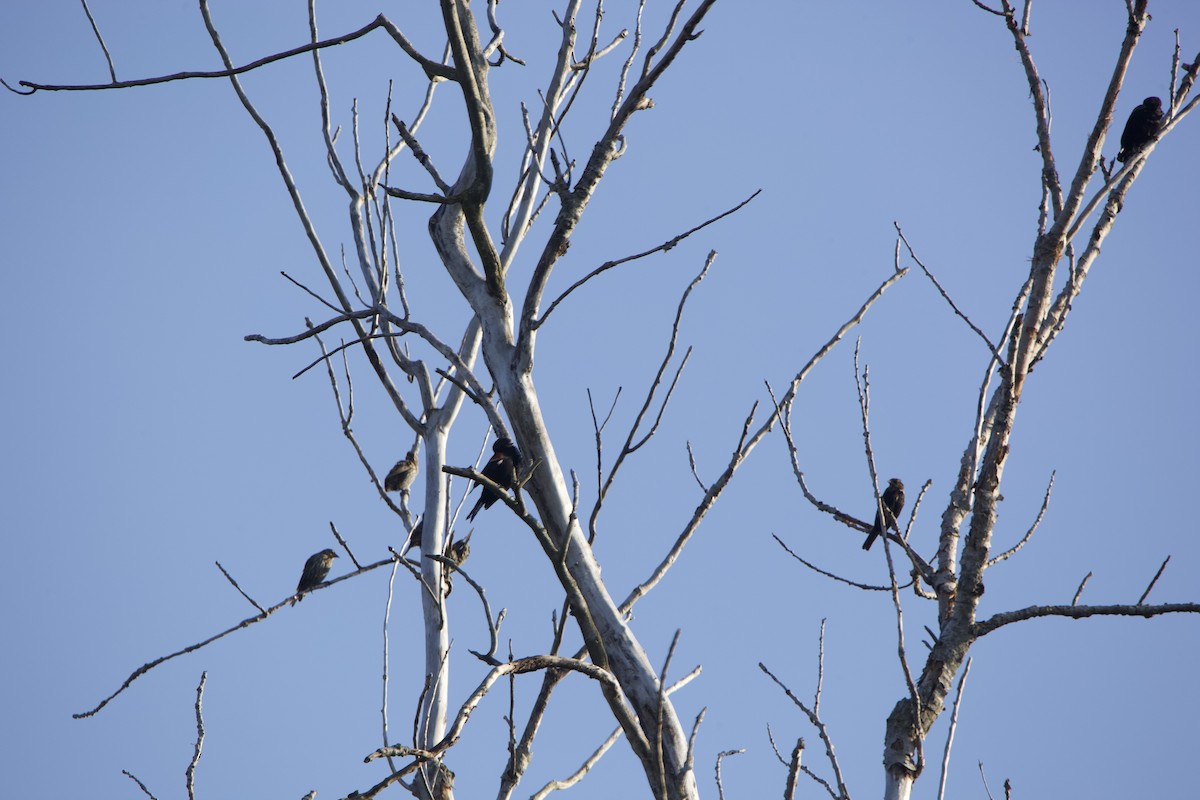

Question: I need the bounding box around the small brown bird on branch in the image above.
[384,450,418,493]
[1117,96,1163,162]
[465,437,522,521]
[863,478,905,551]
[291,548,339,605]
[442,530,473,597]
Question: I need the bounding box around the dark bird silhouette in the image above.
[384,450,418,493]
[863,478,905,551]
[292,548,339,605]
[465,437,522,521]
[1117,96,1163,162]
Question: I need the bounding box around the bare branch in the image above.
[970,0,1005,16]
[516,0,720,372]
[772,534,914,592]
[16,15,412,94]
[759,661,849,800]
[121,770,158,800]
[591,252,708,538]
[79,0,117,83]
[974,602,1200,637]
[936,658,973,800]
[621,265,907,614]
[1137,556,1171,605]
[714,749,745,800]
[391,115,453,195]
[1072,572,1093,607]
[186,672,207,800]
[525,666,699,800]
[980,761,997,800]
[538,191,760,328]
[328,521,365,571]
[73,558,394,718]
[428,554,505,665]
[986,470,1055,567]
[379,559,400,775]
[530,728,622,800]
[896,223,1001,361]
[214,561,266,615]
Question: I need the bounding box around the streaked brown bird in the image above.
[1117,96,1163,162]
[465,437,522,521]
[292,548,338,605]
[384,450,418,493]
[863,478,905,551]
[442,530,472,597]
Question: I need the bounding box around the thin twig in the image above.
[329,521,365,571]
[538,192,759,328]
[79,0,117,82]
[760,655,849,799]
[121,770,158,800]
[936,658,973,800]
[980,761,996,800]
[896,223,1001,361]
[74,558,394,718]
[1137,556,1171,605]
[186,672,207,800]
[1072,572,1092,606]
[15,16,429,94]
[380,558,400,775]
[772,534,911,592]
[427,554,505,664]
[714,749,745,800]
[213,561,266,614]
[987,470,1055,567]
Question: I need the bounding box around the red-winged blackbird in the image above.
[863,478,905,551]
[1117,96,1163,162]
[384,450,418,493]
[291,548,338,605]
[465,437,522,521]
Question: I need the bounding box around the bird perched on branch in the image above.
[1117,96,1163,162]
[384,450,418,493]
[442,530,472,597]
[292,548,339,605]
[466,437,523,521]
[863,478,905,551]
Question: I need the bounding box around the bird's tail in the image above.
[862,531,879,551]
[466,499,483,521]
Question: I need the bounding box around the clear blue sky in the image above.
[2,1,1198,798]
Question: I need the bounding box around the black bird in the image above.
[465,437,522,521]
[863,478,905,551]
[292,548,339,605]
[1117,96,1163,162]
[384,450,418,493]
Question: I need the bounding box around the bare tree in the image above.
[12,1,872,797]
[6,1,1199,799]
[764,2,1200,799]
